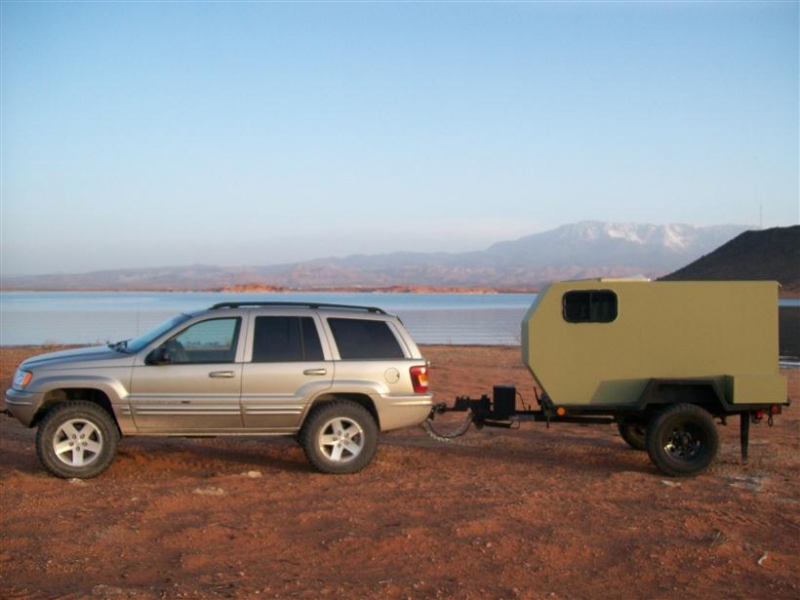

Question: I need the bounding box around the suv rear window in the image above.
[327,318,405,359]
[563,290,618,323]
[253,316,324,362]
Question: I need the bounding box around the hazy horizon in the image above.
[2,2,797,277]
[0,220,754,279]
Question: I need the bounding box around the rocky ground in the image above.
[1,345,798,599]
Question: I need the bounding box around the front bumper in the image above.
[4,388,42,427]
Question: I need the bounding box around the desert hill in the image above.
[661,225,800,293]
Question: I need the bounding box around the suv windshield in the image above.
[125,313,193,353]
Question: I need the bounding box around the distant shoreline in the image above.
[1,285,541,295]
[213,284,542,294]
[2,284,798,298]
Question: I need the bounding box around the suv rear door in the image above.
[323,315,417,393]
[240,313,333,430]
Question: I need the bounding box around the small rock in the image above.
[193,486,226,497]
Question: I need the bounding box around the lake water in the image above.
[1,293,798,364]
[0,291,537,346]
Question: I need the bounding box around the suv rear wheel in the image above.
[300,401,378,474]
[36,401,120,479]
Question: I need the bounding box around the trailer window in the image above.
[563,290,618,323]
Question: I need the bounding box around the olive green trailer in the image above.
[522,280,786,409]
[426,279,790,477]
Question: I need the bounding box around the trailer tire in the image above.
[646,403,718,477]
[617,418,648,451]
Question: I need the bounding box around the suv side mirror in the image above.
[146,346,172,366]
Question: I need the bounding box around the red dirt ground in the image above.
[1,345,798,599]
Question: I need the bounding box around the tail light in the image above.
[410,365,429,393]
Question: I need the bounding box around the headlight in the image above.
[12,369,33,390]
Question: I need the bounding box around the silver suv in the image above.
[5,302,433,477]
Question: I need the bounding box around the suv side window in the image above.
[170,318,241,363]
[253,316,324,362]
[327,318,405,359]
[563,290,618,323]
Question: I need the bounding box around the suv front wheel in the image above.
[300,401,378,474]
[36,401,120,479]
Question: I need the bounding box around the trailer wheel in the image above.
[646,404,719,477]
[617,418,647,451]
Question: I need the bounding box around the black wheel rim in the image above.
[663,421,706,461]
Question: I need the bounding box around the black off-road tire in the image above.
[300,401,378,474]
[36,402,120,479]
[645,403,719,477]
[617,418,648,451]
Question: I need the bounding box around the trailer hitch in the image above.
[421,399,476,441]
[422,386,519,442]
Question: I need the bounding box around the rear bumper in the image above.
[378,393,434,431]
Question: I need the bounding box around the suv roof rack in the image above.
[210,301,387,314]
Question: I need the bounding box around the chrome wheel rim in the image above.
[52,418,104,467]
[317,417,365,463]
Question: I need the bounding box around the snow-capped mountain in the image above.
[480,221,747,272]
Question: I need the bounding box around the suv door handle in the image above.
[209,371,235,378]
[303,368,327,376]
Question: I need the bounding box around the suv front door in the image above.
[130,317,244,431]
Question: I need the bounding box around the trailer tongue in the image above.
[422,280,790,477]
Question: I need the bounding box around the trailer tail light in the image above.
[410,365,429,393]
[752,405,782,426]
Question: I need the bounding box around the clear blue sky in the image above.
[1,1,798,276]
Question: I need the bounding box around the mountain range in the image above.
[1,221,756,291]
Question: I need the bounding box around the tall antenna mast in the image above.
[759,203,763,230]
